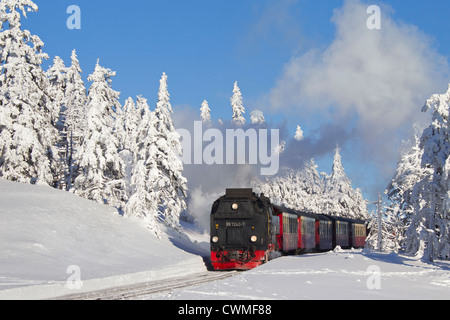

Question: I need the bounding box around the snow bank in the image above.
[0,179,208,300]
[166,250,450,300]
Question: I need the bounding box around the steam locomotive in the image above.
[210,189,367,271]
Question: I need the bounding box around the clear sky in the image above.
[21,0,450,204]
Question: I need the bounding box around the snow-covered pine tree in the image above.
[115,97,137,152]
[250,110,265,125]
[114,97,132,198]
[231,81,245,127]
[64,49,87,190]
[366,194,402,252]
[299,159,324,212]
[74,60,127,211]
[294,125,304,141]
[152,72,188,230]
[412,84,450,260]
[0,0,58,185]
[115,96,144,199]
[200,100,211,123]
[386,131,432,253]
[322,146,368,220]
[46,56,69,189]
[124,96,162,236]
[46,56,67,129]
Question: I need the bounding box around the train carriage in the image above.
[272,206,298,253]
[297,212,316,253]
[350,219,367,248]
[327,216,350,249]
[316,214,333,251]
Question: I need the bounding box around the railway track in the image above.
[51,271,239,300]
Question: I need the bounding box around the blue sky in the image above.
[21,0,450,204]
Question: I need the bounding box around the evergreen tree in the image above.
[46,56,68,189]
[300,159,324,212]
[250,110,265,125]
[115,97,136,152]
[366,194,402,252]
[64,49,87,190]
[46,56,67,129]
[200,100,211,123]
[323,146,368,219]
[0,0,57,185]
[412,84,450,260]
[74,60,127,210]
[294,125,304,141]
[152,72,188,230]
[231,81,245,126]
[124,97,161,236]
[386,132,432,252]
[117,96,144,199]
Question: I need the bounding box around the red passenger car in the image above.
[351,220,367,248]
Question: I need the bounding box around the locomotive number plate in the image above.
[226,221,246,227]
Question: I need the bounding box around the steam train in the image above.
[210,189,367,271]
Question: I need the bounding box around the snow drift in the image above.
[0,178,208,299]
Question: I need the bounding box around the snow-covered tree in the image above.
[366,194,403,253]
[200,100,211,123]
[46,56,69,189]
[250,110,265,125]
[46,56,67,129]
[152,72,188,230]
[386,131,432,252]
[387,134,430,215]
[322,146,368,220]
[116,95,147,199]
[0,0,57,185]
[124,97,161,236]
[74,60,127,210]
[294,125,304,141]
[115,97,138,152]
[410,84,450,261]
[231,81,245,126]
[64,49,87,190]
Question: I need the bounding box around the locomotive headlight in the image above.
[250,235,258,243]
[212,236,219,243]
[232,203,239,210]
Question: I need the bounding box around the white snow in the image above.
[0,178,449,300]
[165,250,450,300]
[0,178,207,300]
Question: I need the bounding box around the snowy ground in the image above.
[161,250,450,300]
[0,178,449,300]
[0,179,209,300]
